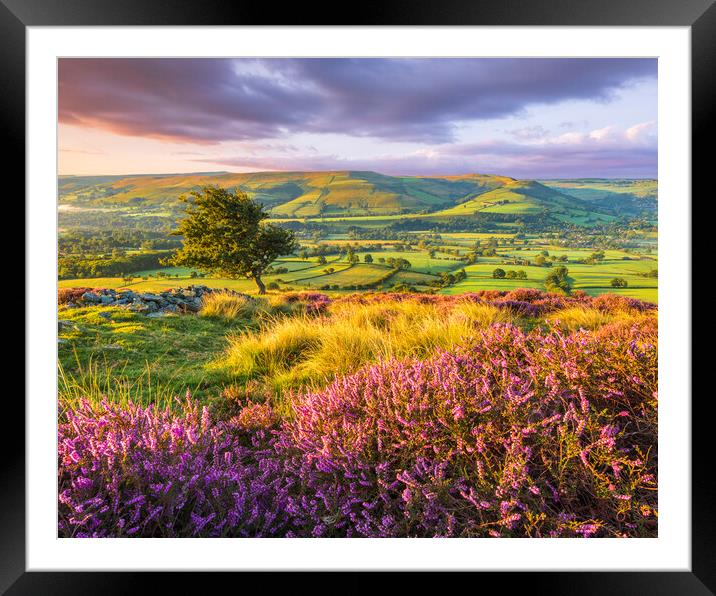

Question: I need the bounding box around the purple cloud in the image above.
[59,58,656,145]
[196,128,657,179]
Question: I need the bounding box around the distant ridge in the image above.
[58,170,656,220]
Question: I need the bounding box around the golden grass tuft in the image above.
[199,292,267,320]
[547,306,654,333]
[215,299,516,394]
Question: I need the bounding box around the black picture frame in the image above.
[7,0,709,593]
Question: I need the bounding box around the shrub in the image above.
[231,402,279,431]
[269,292,332,316]
[544,266,571,294]
[58,397,293,537]
[592,293,654,314]
[281,323,658,537]
[504,288,544,302]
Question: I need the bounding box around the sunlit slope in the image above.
[59,171,651,221]
[270,171,512,217]
[58,170,514,217]
[59,172,311,208]
[431,179,609,222]
[540,179,657,199]
[539,179,657,217]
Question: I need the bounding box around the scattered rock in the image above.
[66,285,251,318]
[129,302,151,314]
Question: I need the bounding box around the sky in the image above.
[58,58,657,179]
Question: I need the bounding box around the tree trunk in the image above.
[253,275,266,295]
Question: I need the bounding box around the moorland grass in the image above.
[58,291,656,417]
[214,299,515,400]
[57,305,243,405]
[545,305,651,332]
[199,291,265,321]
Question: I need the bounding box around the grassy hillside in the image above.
[539,179,657,217]
[432,180,612,223]
[59,170,512,216]
[59,170,656,227]
[540,178,657,199]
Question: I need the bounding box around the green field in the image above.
[60,228,657,302]
[58,171,658,301]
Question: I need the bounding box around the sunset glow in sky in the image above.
[59,58,657,179]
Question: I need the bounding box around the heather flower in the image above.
[276,321,657,538]
[58,397,294,537]
[231,402,278,431]
[58,298,657,538]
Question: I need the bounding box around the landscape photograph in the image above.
[57,57,658,538]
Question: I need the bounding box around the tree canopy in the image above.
[171,186,297,294]
[544,265,572,294]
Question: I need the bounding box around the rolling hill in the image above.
[427,179,620,225]
[58,170,514,217]
[58,170,656,224]
[539,179,657,218]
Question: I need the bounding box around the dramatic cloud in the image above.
[59,58,656,145]
[59,58,657,178]
[59,59,321,144]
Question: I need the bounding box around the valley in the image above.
[58,170,658,303]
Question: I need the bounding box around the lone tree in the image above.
[171,186,297,294]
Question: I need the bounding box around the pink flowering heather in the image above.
[58,396,294,537]
[58,305,657,538]
[334,290,654,318]
[281,292,332,315]
[279,323,657,537]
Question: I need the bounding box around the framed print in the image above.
[8,0,712,592]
